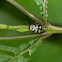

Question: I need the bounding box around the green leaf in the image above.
[0,54,12,62]
[0,36,40,62]
[28,37,62,62]
[10,55,28,62]
[18,55,28,62]
[29,39,41,55]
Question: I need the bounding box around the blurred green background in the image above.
[0,0,62,62]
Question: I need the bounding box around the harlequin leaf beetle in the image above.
[25,20,42,33]
[29,24,42,33]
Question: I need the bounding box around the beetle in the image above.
[29,24,42,33]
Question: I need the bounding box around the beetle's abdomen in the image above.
[30,25,42,33]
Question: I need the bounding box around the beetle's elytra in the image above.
[29,25,42,33]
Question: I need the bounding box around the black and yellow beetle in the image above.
[29,24,42,33]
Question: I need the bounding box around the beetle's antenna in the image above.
[25,20,29,26]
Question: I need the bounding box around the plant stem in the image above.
[0,24,29,32]
[6,0,45,26]
[0,32,47,40]
[46,24,62,35]
[43,0,45,19]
